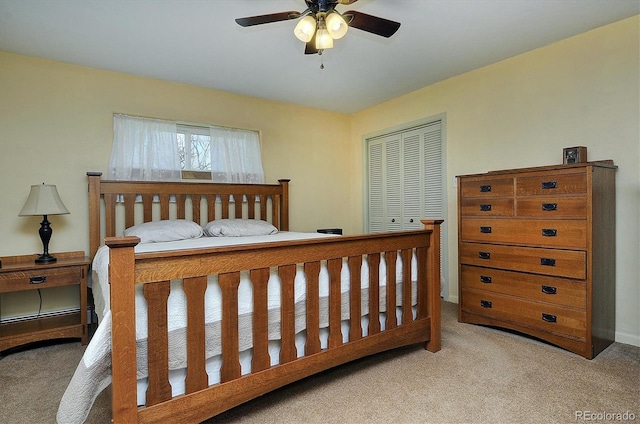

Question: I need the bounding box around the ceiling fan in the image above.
[235,0,401,55]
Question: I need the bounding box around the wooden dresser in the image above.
[457,161,616,359]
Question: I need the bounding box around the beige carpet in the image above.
[1,302,638,424]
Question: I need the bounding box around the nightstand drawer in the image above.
[461,288,587,339]
[459,242,586,279]
[516,173,587,196]
[460,265,586,309]
[460,218,587,249]
[0,267,82,293]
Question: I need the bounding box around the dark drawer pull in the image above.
[29,275,47,284]
[541,285,557,295]
[480,275,492,284]
[542,228,557,237]
[480,300,493,308]
[542,313,557,323]
[480,226,492,234]
[478,252,491,260]
[541,181,557,189]
[480,185,492,192]
[541,258,556,267]
[542,203,558,211]
[480,204,492,212]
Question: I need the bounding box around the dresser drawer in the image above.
[460,177,514,198]
[516,173,587,196]
[460,218,587,249]
[516,197,587,218]
[460,198,514,217]
[460,265,586,309]
[0,267,81,293]
[461,289,587,339]
[459,242,586,279]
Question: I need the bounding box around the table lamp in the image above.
[19,183,70,264]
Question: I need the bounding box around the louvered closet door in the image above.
[367,120,443,233]
[367,140,385,233]
[385,134,403,231]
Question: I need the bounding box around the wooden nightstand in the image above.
[0,251,90,352]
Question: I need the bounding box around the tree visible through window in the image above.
[177,125,211,172]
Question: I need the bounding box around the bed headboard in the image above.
[87,172,290,260]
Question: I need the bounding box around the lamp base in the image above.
[35,253,57,264]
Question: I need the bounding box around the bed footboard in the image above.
[107,220,442,423]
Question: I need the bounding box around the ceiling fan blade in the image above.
[336,0,358,4]
[344,10,400,38]
[305,31,319,55]
[235,11,301,27]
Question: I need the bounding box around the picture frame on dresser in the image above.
[456,161,617,359]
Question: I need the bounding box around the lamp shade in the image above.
[294,15,317,43]
[315,28,334,49]
[326,12,348,39]
[19,184,70,216]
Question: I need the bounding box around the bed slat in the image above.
[159,194,170,220]
[304,261,321,355]
[247,195,256,220]
[327,258,342,349]
[184,276,208,394]
[402,249,413,324]
[259,195,268,222]
[142,195,153,223]
[143,281,172,406]
[206,196,215,223]
[348,256,363,341]
[279,264,297,364]
[124,194,136,229]
[105,194,116,238]
[385,250,397,330]
[367,253,381,336]
[219,272,241,382]
[250,268,270,372]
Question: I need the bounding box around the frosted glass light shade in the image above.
[326,12,348,39]
[315,28,334,49]
[19,184,70,216]
[294,15,317,42]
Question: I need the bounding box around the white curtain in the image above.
[209,126,265,183]
[109,115,181,181]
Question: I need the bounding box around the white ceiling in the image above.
[1,0,638,113]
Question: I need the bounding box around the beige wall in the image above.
[0,52,353,318]
[1,16,638,345]
[351,16,639,346]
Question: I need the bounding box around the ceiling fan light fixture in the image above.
[326,12,348,39]
[294,15,317,42]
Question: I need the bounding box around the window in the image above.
[109,115,265,183]
[177,125,212,180]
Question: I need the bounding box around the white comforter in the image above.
[57,232,414,424]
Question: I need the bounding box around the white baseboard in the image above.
[615,331,640,347]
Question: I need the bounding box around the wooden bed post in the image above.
[278,179,290,231]
[422,219,444,352]
[87,172,103,260]
[106,236,140,424]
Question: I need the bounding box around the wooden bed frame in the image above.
[87,172,443,423]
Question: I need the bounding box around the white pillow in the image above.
[124,219,203,243]
[204,219,278,237]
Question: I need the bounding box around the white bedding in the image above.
[57,231,416,424]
